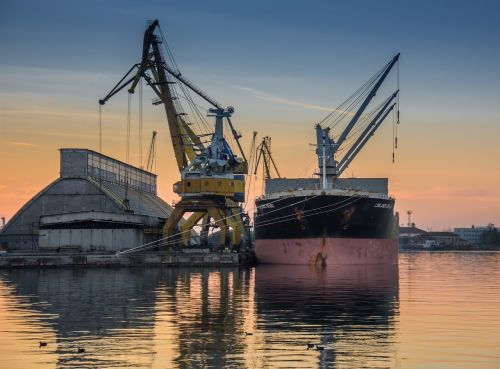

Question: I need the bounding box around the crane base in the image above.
[163,197,247,249]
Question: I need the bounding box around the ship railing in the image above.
[312,183,391,199]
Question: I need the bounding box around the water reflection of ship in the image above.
[254,264,399,367]
[255,265,399,322]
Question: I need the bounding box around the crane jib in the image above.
[335,53,400,150]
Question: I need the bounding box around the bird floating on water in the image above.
[306,343,315,350]
[77,347,85,353]
[244,331,253,336]
[39,341,47,348]
[315,345,325,351]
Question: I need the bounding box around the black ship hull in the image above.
[254,193,398,265]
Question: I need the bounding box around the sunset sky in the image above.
[1,0,499,230]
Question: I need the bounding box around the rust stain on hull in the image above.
[256,237,398,265]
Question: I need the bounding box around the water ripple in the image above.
[0,252,499,368]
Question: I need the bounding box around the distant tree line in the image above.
[481,228,500,247]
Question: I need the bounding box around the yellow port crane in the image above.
[99,20,249,249]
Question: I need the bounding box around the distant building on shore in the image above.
[426,231,461,247]
[399,226,466,248]
[454,225,497,246]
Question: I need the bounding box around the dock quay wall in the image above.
[0,251,255,269]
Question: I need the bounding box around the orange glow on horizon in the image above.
[1,95,499,231]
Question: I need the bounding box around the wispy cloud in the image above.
[234,86,334,112]
[2,141,40,147]
[234,86,358,121]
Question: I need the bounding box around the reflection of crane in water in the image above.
[99,20,249,249]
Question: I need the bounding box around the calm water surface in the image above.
[0,252,499,368]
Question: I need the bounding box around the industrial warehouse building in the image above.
[0,149,175,253]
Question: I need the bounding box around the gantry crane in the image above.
[99,20,249,248]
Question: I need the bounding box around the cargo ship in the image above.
[254,54,400,266]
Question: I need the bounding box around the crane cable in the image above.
[118,193,320,254]
[138,78,143,213]
[397,59,400,131]
[126,93,131,165]
[118,193,364,252]
[393,59,400,163]
[156,28,206,136]
[392,101,395,163]
[300,58,399,176]
[139,77,143,166]
[254,195,359,228]
[298,60,389,177]
[163,196,356,248]
[341,98,388,148]
[321,63,386,130]
[116,194,299,255]
[158,26,213,136]
[124,92,132,204]
[98,103,103,210]
[244,134,257,211]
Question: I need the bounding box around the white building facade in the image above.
[454,225,495,245]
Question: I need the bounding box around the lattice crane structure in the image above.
[254,136,280,180]
[99,20,249,249]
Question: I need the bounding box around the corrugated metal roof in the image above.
[88,178,174,218]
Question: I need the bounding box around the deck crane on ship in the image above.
[314,53,400,188]
[99,20,249,249]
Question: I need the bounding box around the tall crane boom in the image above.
[99,20,202,171]
[164,65,222,110]
[337,102,396,176]
[337,91,399,171]
[161,66,247,162]
[335,53,400,149]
